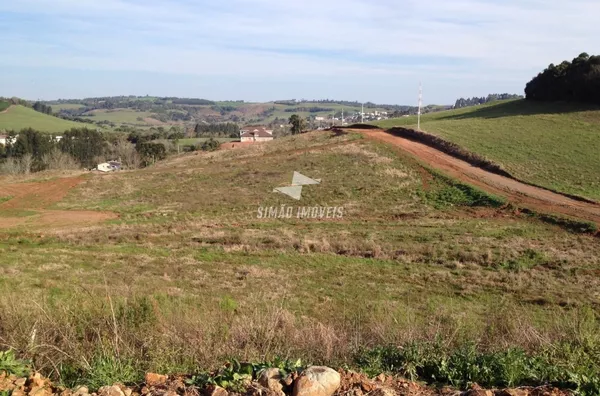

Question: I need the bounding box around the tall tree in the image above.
[288,114,306,135]
[59,128,106,168]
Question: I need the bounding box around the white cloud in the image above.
[1,0,599,102]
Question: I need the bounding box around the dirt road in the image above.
[0,176,117,229]
[355,128,600,226]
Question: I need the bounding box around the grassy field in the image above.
[0,105,90,133]
[0,131,599,392]
[51,103,86,112]
[374,100,600,201]
[82,109,157,124]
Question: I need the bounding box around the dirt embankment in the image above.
[0,176,117,229]
[0,369,571,396]
[351,128,600,228]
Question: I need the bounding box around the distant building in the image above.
[315,116,325,121]
[97,161,122,173]
[240,126,274,143]
[0,135,17,146]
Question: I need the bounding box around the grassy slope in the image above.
[374,100,600,201]
[82,109,156,124]
[0,105,90,133]
[0,131,598,385]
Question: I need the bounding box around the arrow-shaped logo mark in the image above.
[273,172,321,200]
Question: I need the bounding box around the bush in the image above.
[42,148,80,171]
[201,138,220,152]
[0,349,30,377]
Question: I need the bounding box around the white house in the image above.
[97,161,122,173]
[240,126,274,143]
[0,134,17,146]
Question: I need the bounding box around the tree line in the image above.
[454,94,523,109]
[0,127,178,174]
[32,102,53,115]
[194,123,240,138]
[525,53,600,104]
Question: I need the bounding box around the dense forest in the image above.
[454,94,523,109]
[194,123,240,138]
[32,101,53,115]
[525,53,600,104]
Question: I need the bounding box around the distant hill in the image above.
[374,99,600,201]
[0,105,91,133]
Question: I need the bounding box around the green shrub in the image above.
[354,341,600,394]
[201,138,220,152]
[0,350,30,377]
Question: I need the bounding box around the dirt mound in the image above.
[353,128,600,229]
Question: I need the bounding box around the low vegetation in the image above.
[0,131,598,394]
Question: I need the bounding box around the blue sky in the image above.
[1,0,598,104]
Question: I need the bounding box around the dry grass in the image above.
[0,129,598,385]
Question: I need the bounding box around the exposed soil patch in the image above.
[354,128,600,227]
[0,176,118,229]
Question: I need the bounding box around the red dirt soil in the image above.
[354,128,600,227]
[0,176,117,229]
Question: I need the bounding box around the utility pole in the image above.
[418,82,423,131]
[341,108,344,126]
[361,103,364,123]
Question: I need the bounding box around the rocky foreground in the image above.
[0,367,570,396]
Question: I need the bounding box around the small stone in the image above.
[30,373,47,389]
[496,390,530,396]
[15,378,28,388]
[375,374,386,383]
[283,374,294,387]
[463,390,493,396]
[258,368,285,396]
[28,386,53,396]
[145,373,168,387]
[205,385,228,396]
[73,386,90,396]
[360,381,374,393]
[370,388,396,396]
[12,389,26,396]
[124,389,133,396]
[98,385,125,396]
[292,366,340,396]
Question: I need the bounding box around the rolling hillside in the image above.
[0,105,91,133]
[1,130,599,392]
[374,100,600,201]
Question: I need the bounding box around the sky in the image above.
[0,0,599,105]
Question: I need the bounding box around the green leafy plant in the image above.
[0,350,30,377]
[186,359,253,392]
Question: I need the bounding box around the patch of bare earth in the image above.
[0,176,117,229]
[355,128,600,227]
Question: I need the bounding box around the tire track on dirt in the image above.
[355,128,600,226]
